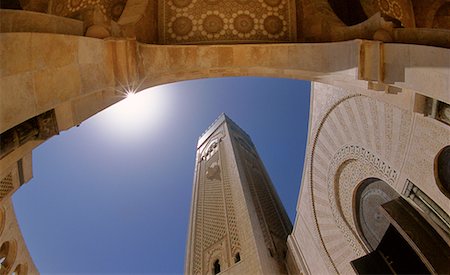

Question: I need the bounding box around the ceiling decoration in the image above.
[159,0,295,44]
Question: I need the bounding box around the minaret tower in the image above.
[185,114,292,274]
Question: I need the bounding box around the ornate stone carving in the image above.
[231,11,257,38]
[375,0,415,27]
[160,0,293,43]
[307,94,413,273]
[50,0,127,22]
[261,13,287,38]
[0,110,58,159]
[170,15,195,40]
[199,11,227,39]
[172,0,193,9]
[206,161,221,181]
[326,145,397,257]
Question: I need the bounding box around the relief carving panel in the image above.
[50,0,127,21]
[159,0,295,44]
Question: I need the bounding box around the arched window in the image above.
[0,242,9,269]
[12,263,27,275]
[354,178,399,251]
[435,145,450,199]
[0,241,16,273]
[234,252,241,263]
[213,259,220,274]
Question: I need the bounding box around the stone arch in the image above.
[308,94,413,273]
[2,32,448,136]
[0,30,449,209]
[205,245,225,275]
[420,0,450,28]
[432,2,450,29]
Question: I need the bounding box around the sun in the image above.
[125,90,137,100]
[91,85,171,142]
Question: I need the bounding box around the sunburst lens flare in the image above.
[125,90,137,99]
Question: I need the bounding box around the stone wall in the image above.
[289,81,450,274]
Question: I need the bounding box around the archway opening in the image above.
[213,259,220,274]
[234,252,241,263]
[0,241,16,272]
[352,179,450,274]
[353,178,399,251]
[12,77,310,273]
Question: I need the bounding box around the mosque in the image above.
[0,0,449,274]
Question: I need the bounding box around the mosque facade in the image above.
[0,0,449,274]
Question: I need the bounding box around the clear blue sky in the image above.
[12,77,310,274]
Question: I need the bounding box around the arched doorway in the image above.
[352,178,450,274]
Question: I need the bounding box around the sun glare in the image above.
[125,90,137,99]
[93,85,171,141]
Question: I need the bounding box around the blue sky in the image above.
[12,77,310,274]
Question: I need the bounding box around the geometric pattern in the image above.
[191,140,241,274]
[308,94,413,274]
[0,173,13,200]
[160,0,294,44]
[236,134,291,261]
[376,0,415,27]
[50,0,127,21]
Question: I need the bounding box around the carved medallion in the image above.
[203,15,224,34]
[234,14,254,33]
[263,15,283,34]
[173,16,193,36]
[162,0,293,43]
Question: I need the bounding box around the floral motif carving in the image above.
[161,0,293,43]
[50,0,127,22]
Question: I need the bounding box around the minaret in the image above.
[185,114,292,274]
